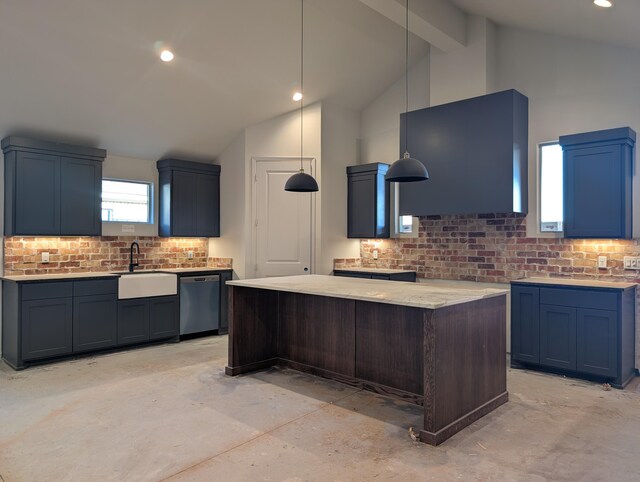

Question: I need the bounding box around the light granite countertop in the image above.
[2,272,121,282]
[334,267,416,275]
[512,277,637,290]
[161,267,232,274]
[227,274,507,309]
[2,267,232,282]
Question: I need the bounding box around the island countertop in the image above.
[227,274,507,309]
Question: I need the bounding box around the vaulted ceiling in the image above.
[1,0,639,161]
[0,0,428,160]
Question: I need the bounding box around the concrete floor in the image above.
[1,337,640,481]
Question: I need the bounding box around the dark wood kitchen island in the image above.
[225,275,508,445]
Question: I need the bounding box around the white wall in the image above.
[360,53,430,165]
[208,103,322,279]
[496,26,640,237]
[208,132,246,278]
[430,16,497,106]
[102,154,159,237]
[320,103,361,273]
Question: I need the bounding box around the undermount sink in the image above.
[116,272,178,299]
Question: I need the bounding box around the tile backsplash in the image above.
[3,236,233,276]
[335,213,640,285]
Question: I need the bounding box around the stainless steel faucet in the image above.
[129,241,140,272]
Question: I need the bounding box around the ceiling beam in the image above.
[359,0,466,52]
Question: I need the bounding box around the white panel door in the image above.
[254,159,314,278]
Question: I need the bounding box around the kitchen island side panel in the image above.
[226,286,279,375]
[278,292,356,377]
[355,301,425,395]
[422,295,508,444]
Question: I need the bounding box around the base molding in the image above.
[278,358,424,406]
[420,391,509,446]
[225,358,278,376]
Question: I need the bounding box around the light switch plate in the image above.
[41,252,50,263]
[598,256,607,268]
[187,251,194,259]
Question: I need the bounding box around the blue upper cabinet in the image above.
[157,159,221,237]
[347,163,390,238]
[560,127,635,239]
[398,89,528,216]
[2,136,105,236]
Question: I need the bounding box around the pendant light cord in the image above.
[300,0,304,171]
[405,0,409,155]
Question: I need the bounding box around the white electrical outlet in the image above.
[187,251,194,259]
[373,249,379,260]
[623,256,640,270]
[598,256,607,268]
[41,252,50,264]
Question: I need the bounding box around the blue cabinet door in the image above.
[511,286,540,364]
[149,296,179,340]
[172,171,198,236]
[539,304,577,370]
[22,298,73,360]
[196,174,220,236]
[117,299,150,345]
[60,157,102,235]
[14,152,60,235]
[73,294,117,353]
[564,145,628,238]
[576,308,617,378]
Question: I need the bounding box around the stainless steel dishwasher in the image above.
[179,275,220,335]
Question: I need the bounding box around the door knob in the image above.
[304,267,309,272]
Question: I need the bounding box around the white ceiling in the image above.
[2,0,640,161]
[0,0,428,160]
[450,0,640,51]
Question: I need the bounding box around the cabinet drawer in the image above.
[22,282,73,301]
[540,288,617,311]
[74,279,117,297]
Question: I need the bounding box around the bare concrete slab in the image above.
[1,336,639,481]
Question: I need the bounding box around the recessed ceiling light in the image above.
[594,0,612,7]
[160,49,174,62]
[292,92,303,102]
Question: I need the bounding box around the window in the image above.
[102,179,152,223]
[539,142,563,232]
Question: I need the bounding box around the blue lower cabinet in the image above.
[333,271,417,282]
[511,281,635,388]
[2,279,179,370]
[117,296,179,345]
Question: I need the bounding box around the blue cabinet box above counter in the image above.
[398,89,528,217]
[2,136,106,236]
[560,127,635,239]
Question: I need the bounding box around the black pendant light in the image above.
[285,0,319,193]
[386,0,429,183]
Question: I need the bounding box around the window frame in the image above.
[537,140,564,237]
[101,177,154,225]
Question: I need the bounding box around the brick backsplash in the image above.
[4,236,212,276]
[207,257,233,269]
[334,213,640,285]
